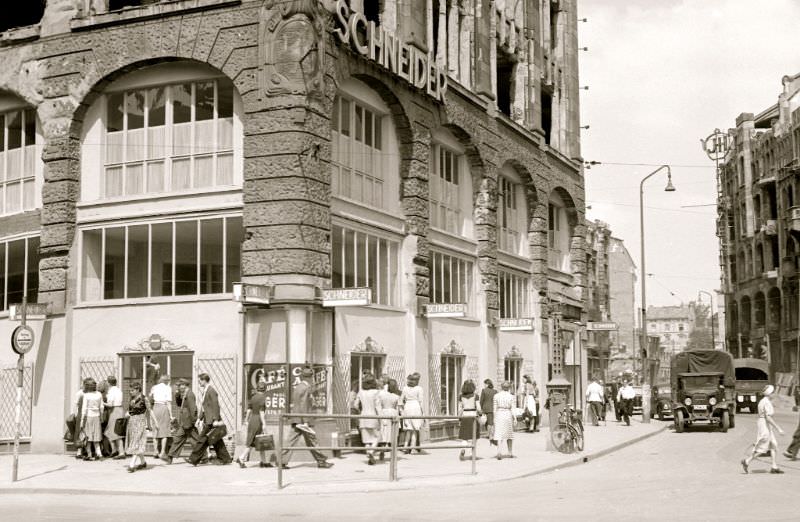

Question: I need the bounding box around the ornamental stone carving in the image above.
[352,336,385,354]
[122,334,189,353]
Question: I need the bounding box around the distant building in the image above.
[607,237,638,379]
[585,220,613,380]
[646,305,695,355]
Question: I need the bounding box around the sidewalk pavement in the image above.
[0,418,667,497]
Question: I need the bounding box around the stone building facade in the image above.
[718,73,800,376]
[607,235,637,379]
[0,0,585,450]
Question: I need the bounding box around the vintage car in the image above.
[650,383,673,420]
[733,358,769,413]
[631,385,643,415]
[671,350,736,433]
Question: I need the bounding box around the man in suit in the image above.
[277,366,333,469]
[186,373,232,465]
[165,378,199,464]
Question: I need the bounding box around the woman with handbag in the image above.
[492,381,517,459]
[125,381,150,472]
[104,376,126,459]
[457,380,482,461]
[80,378,104,461]
[235,381,272,468]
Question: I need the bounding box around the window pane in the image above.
[147,87,166,127]
[107,93,124,132]
[340,98,351,136]
[125,163,144,195]
[217,80,233,119]
[151,223,173,297]
[174,221,198,295]
[104,227,125,300]
[24,109,35,146]
[173,84,192,124]
[225,217,242,292]
[195,82,214,121]
[6,239,25,306]
[26,236,39,303]
[0,243,5,309]
[127,225,148,298]
[171,158,191,190]
[126,91,144,130]
[7,111,21,150]
[343,229,355,287]
[81,229,103,301]
[200,219,223,294]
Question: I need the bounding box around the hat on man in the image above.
[177,378,190,386]
[301,366,314,378]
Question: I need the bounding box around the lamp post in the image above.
[698,290,716,350]
[640,165,676,424]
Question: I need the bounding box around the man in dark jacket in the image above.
[165,378,199,464]
[277,366,333,469]
[186,373,232,465]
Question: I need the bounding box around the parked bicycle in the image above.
[551,404,584,454]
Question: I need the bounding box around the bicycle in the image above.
[550,404,585,454]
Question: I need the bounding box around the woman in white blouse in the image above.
[103,376,125,459]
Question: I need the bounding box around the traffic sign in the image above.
[11,325,35,355]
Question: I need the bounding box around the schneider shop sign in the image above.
[333,0,448,102]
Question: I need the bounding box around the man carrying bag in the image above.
[185,373,232,466]
[165,378,200,464]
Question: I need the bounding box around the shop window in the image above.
[498,176,527,255]
[80,215,242,302]
[430,144,466,235]
[0,108,37,216]
[430,251,473,310]
[331,224,399,306]
[103,78,234,199]
[504,357,522,394]
[120,352,193,408]
[0,235,39,311]
[331,95,388,208]
[440,354,464,415]
[498,269,530,319]
[350,353,384,393]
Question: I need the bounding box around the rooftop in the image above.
[646,305,692,320]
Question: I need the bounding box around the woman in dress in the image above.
[742,384,785,474]
[457,380,481,460]
[492,381,516,459]
[400,372,426,454]
[377,378,401,460]
[104,375,126,459]
[80,378,104,461]
[125,381,150,473]
[354,373,382,465]
[149,374,173,461]
[518,375,537,433]
[235,381,270,468]
[479,379,497,445]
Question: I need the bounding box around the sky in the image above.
[578,0,800,309]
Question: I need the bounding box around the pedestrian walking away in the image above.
[457,380,481,460]
[277,365,334,469]
[492,381,516,459]
[354,373,382,465]
[103,376,126,459]
[377,378,401,460]
[150,374,174,461]
[166,378,200,464]
[742,384,785,474]
[617,380,635,426]
[784,397,800,461]
[586,377,605,426]
[479,379,497,445]
[236,380,272,468]
[80,378,104,461]
[517,375,538,433]
[400,372,427,454]
[187,373,233,466]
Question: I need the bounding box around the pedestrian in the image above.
[72,379,88,459]
[492,381,516,459]
[354,373,382,465]
[457,380,481,460]
[400,372,426,454]
[377,378,401,460]
[235,381,271,468]
[165,378,199,464]
[586,377,605,426]
[378,373,391,391]
[742,384,786,474]
[608,380,621,422]
[186,373,233,466]
[617,379,635,426]
[479,379,497,445]
[531,380,541,432]
[784,400,800,461]
[150,374,174,461]
[276,366,333,469]
[104,376,125,459]
[125,381,149,472]
[517,375,537,433]
[80,378,104,461]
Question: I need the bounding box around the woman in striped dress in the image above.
[492,381,516,459]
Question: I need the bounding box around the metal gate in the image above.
[79,357,117,385]
[196,354,237,452]
[0,364,33,440]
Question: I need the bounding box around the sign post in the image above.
[11,296,34,482]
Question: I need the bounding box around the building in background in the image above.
[646,305,695,356]
[607,236,638,379]
[585,220,612,381]
[0,0,586,450]
[718,73,800,376]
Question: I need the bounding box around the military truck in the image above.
[733,358,769,413]
[671,350,736,433]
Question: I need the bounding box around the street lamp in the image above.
[640,165,676,424]
[698,290,716,350]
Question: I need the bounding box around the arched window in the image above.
[498,166,528,257]
[429,128,473,237]
[548,191,573,272]
[0,94,41,216]
[331,79,399,213]
[81,62,242,201]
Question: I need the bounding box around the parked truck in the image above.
[671,350,736,433]
[732,358,769,414]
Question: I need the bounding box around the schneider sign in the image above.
[333,0,448,102]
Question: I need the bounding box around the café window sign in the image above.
[332,0,448,102]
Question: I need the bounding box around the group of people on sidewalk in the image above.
[584,377,638,427]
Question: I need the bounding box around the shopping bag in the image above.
[254,434,274,451]
[114,417,128,437]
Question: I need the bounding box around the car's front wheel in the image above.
[675,410,685,433]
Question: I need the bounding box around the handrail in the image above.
[275,413,478,489]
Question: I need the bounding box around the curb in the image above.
[0,425,668,497]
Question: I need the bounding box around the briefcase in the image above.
[114,417,128,437]
[206,424,228,445]
[253,434,274,451]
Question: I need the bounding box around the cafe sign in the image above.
[333,0,448,102]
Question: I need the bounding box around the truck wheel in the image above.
[675,410,685,433]
[720,411,730,433]
[735,404,740,414]
[729,412,735,429]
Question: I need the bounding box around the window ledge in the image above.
[427,315,482,324]
[75,294,233,309]
[498,251,533,272]
[331,196,405,235]
[71,0,241,31]
[547,267,574,285]
[428,228,478,256]
[78,186,242,209]
[366,303,407,314]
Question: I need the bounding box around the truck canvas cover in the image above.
[671,350,735,388]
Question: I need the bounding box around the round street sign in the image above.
[11,325,35,355]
